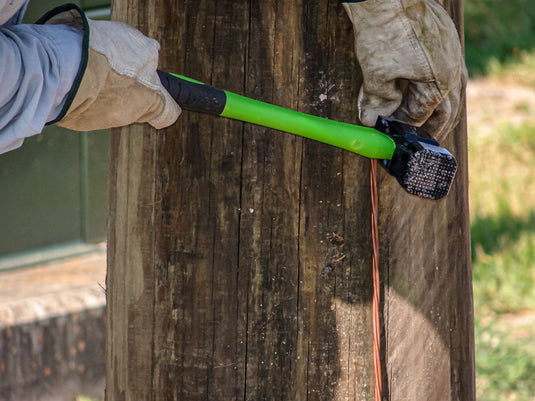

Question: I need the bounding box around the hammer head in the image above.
[375,116,457,200]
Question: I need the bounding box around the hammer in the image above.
[158,71,457,200]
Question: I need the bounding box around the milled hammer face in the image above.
[375,116,457,200]
[398,140,457,199]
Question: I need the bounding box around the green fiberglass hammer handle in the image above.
[157,71,395,160]
[157,71,457,200]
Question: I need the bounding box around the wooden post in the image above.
[106,1,474,400]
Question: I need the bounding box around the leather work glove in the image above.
[342,0,467,142]
[39,5,181,131]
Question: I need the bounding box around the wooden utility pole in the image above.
[106,1,474,400]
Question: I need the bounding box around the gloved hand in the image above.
[0,0,28,25]
[40,5,181,131]
[342,0,467,142]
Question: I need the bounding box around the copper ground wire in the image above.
[370,158,382,401]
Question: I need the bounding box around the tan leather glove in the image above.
[343,0,467,141]
[39,5,181,131]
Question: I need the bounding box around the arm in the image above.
[0,22,82,153]
[0,4,181,155]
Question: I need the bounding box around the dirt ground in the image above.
[0,249,106,327]
[467,78,535,135]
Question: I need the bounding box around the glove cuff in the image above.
[36,4,89,125]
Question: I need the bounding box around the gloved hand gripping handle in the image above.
[157,71,228,116]
[158,71,457,200]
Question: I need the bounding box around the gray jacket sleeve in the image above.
[0,1,83,154]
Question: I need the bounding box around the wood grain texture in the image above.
[378,1,474,399]
[379,0,474,399]
[106,1,473,400]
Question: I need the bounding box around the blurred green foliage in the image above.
[470,120,535,399]
[464,0,535,390]
[485,51,535,87]
[470,122,535,313]
[464,0,535,76]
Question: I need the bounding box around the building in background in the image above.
[0,3,110,400]
[0,0,111,272]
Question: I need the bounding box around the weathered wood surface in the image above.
[107,1,473,400]
[377,1,474,400]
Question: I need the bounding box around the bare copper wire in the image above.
[370,158,382,401]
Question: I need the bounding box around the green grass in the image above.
[485,52,535,87]
[466,2,535,395]
[475,318,535,401]
[470,120,535,400]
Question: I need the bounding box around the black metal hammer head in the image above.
[375,116,457,200]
